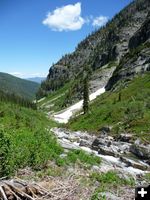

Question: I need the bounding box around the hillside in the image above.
[37,0,150,108]
[0,97,60,176]
[37,0,150,127]
[68,73,150,140]
[1,95,150,200]
[27,77,46,83]
[0,72,39,100]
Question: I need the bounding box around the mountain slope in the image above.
[38,0,150,108]
[0,97,60,177]
[0,72,39,100]
[106,11,150,90]
[68,72,150,141]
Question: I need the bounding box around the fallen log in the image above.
[0,179,46,200]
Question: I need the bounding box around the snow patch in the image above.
[54,87,105,123]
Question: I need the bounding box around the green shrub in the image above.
[0,129,11,176]
[56,150,101,167]
[91,171,135,186]
[90,171,135,200]
[0,101,63,177]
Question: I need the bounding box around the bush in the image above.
[56,150,101,167]
[0,101,63,177]
[124,101,144,125]
[90,171,135,200]
[0,129,11,176]
[90,171,135,186]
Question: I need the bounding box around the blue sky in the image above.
[0,0,132,78]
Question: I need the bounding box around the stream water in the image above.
[51,127,150,178]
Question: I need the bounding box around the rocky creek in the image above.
[51,127,150,180]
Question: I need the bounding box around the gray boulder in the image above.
[79,139,92,148]
[99,126,111,137]
[120,156,148,170]
[117,133,133,142]
[98,146,116,157]
[130,144,150,160]
[92,138,106,151]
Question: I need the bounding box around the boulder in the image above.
[130,144,150,160]
[92,136,115,151]
[117,133,133,142]
[120,156,148,171]
[59,140,79,150]
[99,126,111,137]
[79,139,92,148]
[118,144,131,154]
[134,138,141,145]
[92,138,106,151]
[98,146,116,157]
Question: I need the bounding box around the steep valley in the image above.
[0,0,150,199]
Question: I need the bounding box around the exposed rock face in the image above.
[38,0,150,101]
[106,11,150,91]
[129,11,150,49]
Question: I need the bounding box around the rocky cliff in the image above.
[106,11,150,90]
[38,0,150,104]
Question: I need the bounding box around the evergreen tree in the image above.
[83,76,89,114]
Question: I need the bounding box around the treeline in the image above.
[0,90,37,109]
[36,78,67,100]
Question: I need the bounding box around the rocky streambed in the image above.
[51,127,150,180]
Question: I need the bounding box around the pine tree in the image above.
[83,76,89,114]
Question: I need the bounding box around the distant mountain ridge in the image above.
[0,72,39,100]
[27,77,46,83]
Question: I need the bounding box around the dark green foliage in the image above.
[0,90,37,109]
[90,171,134,185]
[124,101,144,125]
[83,76,89,114]
[0,101,62,177]
[118,92,122,101]
[0,130,11,176]
[69,73,150,141]
[0,72,39,100]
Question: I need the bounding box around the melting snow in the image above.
[54,87,105,123]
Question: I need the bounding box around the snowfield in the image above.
[54,87,105,123]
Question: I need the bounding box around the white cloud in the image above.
[10,72,24,78]
[42,2,85,31]
[92,16,108,27]
[10,72,47,78]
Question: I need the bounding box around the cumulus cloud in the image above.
[43,2,85,31]
[92,16,108,27]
